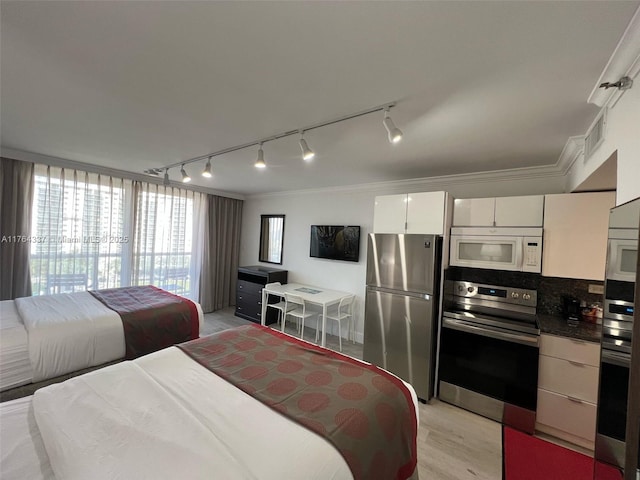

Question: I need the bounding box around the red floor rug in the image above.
[503,426,623,480]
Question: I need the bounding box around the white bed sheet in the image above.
[2,292,204,389]
[0,301,34,391]
[15,292,126,383]
[0,396,55,480]
[2,344,418,480]
[32,347,353,480]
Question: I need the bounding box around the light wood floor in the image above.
[204,308,503,480]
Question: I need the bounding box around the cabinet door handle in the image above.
[570,339,586,345]
[568,360,584,367]
[567,396,583,404]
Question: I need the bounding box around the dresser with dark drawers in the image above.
[235,266,288,324]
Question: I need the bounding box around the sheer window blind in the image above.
[30,166,204,301]
[30,165,127,294]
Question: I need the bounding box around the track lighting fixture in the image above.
[148,101,403,180]
[163,169,170,186]
[202,157,213,178]
[383,108,403,144]
[299,131,315,161]
[180,165,191,183]
[255,144,266,169]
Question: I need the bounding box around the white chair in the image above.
[264,282,290,327]
[283,293,317,340]
[316,295,355,352]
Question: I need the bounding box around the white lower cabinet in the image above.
[537,389,597,442]
[538,356,599,404]
[535,334,600,450]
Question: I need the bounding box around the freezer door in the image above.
[363,287,435,400]
[366,234,438,293]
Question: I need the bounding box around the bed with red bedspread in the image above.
[0,324,419,480]
[0,285,203,397]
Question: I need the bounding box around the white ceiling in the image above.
[1,1,638,196]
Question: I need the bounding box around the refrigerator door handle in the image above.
[442,317,539,347]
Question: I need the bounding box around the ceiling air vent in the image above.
[584,110,606,161]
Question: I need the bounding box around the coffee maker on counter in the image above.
[562,295,581,323]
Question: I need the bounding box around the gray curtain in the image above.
[199,195,243,313]
[0,158,34,300]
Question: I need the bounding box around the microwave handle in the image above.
[515,238,524,270]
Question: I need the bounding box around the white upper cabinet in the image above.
[453,195,544,227]
[406,192,447,234]
[452,198,495,226]
[494,196,544,227]
[373,191,448,234]
[542,192,616,281]
[372,194,407,234]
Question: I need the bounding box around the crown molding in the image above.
[555,135,586,175]
[588,5,640,108]
[2,147,568,203]
[0,147,245,200]
[248,162,566,199]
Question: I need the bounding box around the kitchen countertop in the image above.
[537,314,602,343]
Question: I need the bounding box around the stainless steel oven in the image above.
[438,280,539,433]
[595,197,639,477]
[596,297,634,471]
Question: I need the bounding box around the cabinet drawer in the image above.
[539,334,600,366]
[537,388,597,442]
[235,298,263,321]
[237,280,264,296]
[538,355,599,403]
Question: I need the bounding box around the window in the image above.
[30,166,126,294]
[30,166,203,300]
[132,184,197,297]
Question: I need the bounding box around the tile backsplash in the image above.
[445,267,604,316]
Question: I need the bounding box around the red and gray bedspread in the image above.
[178,324,418,480]
[90,285,199,359]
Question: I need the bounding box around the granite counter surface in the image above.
[537,314,602,343]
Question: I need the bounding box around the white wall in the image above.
[240,173,565,343]
[568,72,640,205]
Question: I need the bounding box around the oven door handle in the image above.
[601,349,631,367]
[443,317,539,347]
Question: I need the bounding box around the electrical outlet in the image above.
[588,284,604,295]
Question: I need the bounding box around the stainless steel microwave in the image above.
[450,227,543,273]
[606,228,638,283]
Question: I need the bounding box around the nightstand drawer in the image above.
[539,334,600,366]
[538,355,599,403]
[537,388,597,442]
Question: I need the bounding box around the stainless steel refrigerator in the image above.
[363,233,441,402]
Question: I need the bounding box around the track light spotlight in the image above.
[255,144,266,169]
[383,109,403,144]
[202,157,213,178]
[181,165,191,183]
[163,169,170,186]
[299,132,315,161]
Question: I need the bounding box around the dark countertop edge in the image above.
[537,314,602,344]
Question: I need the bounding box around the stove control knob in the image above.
[523,293,531,301]
[458,285,465,293]
[467,286,475,293]
[511,292,519,299]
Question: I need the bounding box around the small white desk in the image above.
[260,283,352,347]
